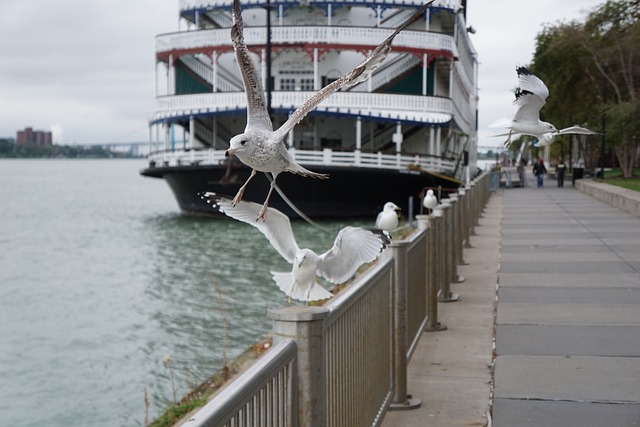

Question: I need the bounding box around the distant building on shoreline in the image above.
[16,127,52,146]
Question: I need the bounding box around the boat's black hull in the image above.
[141,163,462,219]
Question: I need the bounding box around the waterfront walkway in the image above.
[382,180,640,426]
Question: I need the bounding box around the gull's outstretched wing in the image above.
[488,117,512,129]
[516,66,549,102]
[202,193,299,263]
[317,227,390,284]
[557,125,597,135]
[513,66,548,125]
[272,1,433,140]
[232,0,272,131]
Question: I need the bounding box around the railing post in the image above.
[455,189,469,266]
[463,185,474,247]
[446,196,465,284]
[436,201,459,302]
[419,215,447,332]
[268,306,329,427]
[388,241,422,410]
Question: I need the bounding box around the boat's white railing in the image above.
[147,147,456,173]
[156,27,456,59]
[152,91,453,123]
[179,0,462,12]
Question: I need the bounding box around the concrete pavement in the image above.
[382,179,640,427]
[494,183,640,426]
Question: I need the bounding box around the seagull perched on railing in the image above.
[202,193,390,304]
[489,66,558,146]
[376,202,401,232]
[423,189,438,215]
[226,0,434,220]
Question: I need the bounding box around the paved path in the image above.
[382,181,640,427]
[494,183,640,426]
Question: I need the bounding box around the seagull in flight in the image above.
[532,125,597,148]
[423,189,438,215]
[202,193,390,303]
[489,66,558,146]
[226,0,434,220]
[375,202,401,232]
[489,125,596,148]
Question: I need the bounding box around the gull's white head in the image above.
[383,202,401,212]
[226,133,251,160]
[542,121,558,134]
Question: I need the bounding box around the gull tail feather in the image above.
[286,163,329,179]
[271,271,333,302]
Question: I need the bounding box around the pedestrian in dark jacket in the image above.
[532,158,547,188]
[556,158,567,187]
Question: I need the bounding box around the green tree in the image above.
[531,0,640,177]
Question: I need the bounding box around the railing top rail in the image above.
[156,26,456,59]
[324,256,393,327]
[182,339,297,427]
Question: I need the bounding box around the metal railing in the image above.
[176,171,492,427]
[183,339,297,427]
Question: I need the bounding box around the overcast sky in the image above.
[0,0,603,147]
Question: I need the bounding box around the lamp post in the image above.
[600,65,607,180]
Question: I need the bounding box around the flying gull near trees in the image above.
[375,202,401,232]
[226,0,434,220]
[489,66,558,146]
[202,193,390,303]
[531,125,597,148]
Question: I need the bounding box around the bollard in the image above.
[463,185,474,248]
[469,180,479,235]
[388,240,422,410]
[445,196,465,284]
[434,201,459,302]
[423,215,447,332]
[455,189,469,266]
[268,306,329,427]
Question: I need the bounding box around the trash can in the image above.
[572,167,584,186]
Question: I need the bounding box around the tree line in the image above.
[0,139,139,159]
[528,0,639,178]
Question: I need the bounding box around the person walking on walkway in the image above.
[532,158,547,188]
[556,158,567,187]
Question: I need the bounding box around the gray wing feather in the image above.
[317,227,389,283]
[513,92,545,125]
[232,0,272,131]
[206,193,299,263]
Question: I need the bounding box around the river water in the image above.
[0,159,359,426]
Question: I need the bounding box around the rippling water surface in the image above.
[0,159,361,426]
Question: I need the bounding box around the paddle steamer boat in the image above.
[141,0,479,218]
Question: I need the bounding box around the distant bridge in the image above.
[82,141,151,156]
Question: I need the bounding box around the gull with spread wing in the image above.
[489,66,558,146]
[226,0,434,220]
[202,193,390,303]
